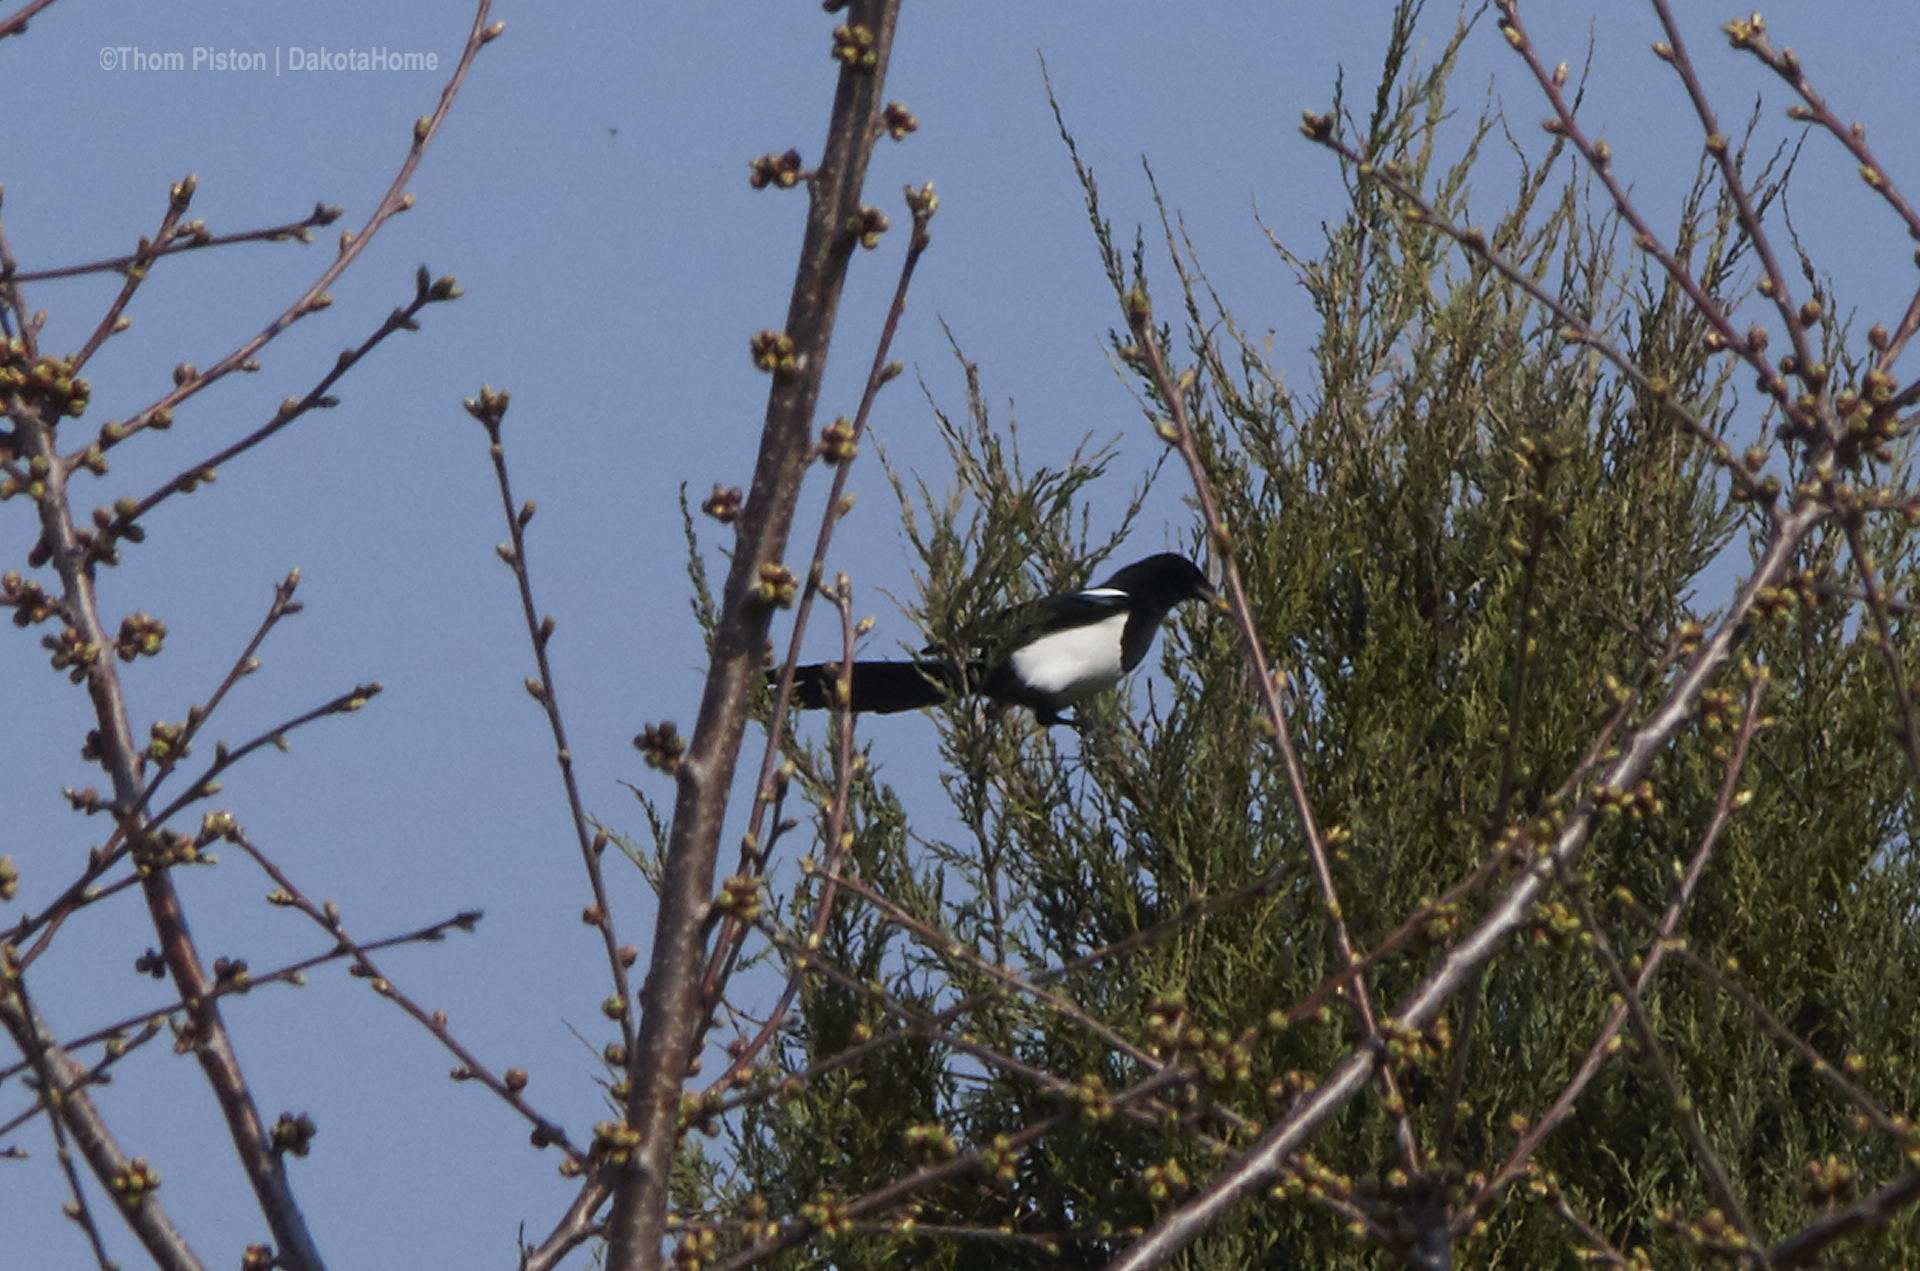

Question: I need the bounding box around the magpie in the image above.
[780,553,1215,726]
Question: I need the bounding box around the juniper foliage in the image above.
[693,6,1920,1268]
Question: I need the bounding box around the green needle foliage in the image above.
[685,5,1920,1268]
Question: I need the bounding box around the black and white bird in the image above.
[781,553,1215,726]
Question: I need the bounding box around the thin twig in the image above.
[0,0,61,42]
[774,870,1255,1145]
[12,978,122,1271]
[1551,861,1768,1262]
[518,1179,612,1271]
[1719,14,1920,371]
[0,1021,165,1139]
[1124,288,1420,1176]
[706,837,1511,1128]
[828,871,1171,1084]
[710,1064,1198,1271]
[1301,121,1777,511]
[1544,1193,1636,1268]
[750,914,1163,1127]
[118,269,460,506]
[700,578,866,1096]
[222,830,582,1162]
[10,207,341,286]
[1670,947,1908,1142]
[1635,0,1821,410]
[70,180,192,373]
[465,393,636,1063]
[15,680,383,968]
[117,570,307,827]
[0,908,478,1101]
[0,191,38,350]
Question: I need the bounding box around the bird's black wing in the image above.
[965,588,1131,659]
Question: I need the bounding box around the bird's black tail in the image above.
[777,659,968,714]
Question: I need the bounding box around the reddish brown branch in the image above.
[1720,12,1920,376]
[0,1020,165,1141]
[609,4,905,1264]
[1123,290,1420,1176]
[699,579,864,1095]
[465,392,638,1066]
[23,413,327,1270]
[0,0,58,41]
[116,267,459,515]
[0,910,476,1106]
[13,679,382,969]
[70,179,193,374]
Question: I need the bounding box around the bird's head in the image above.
[1098,553,1216,610]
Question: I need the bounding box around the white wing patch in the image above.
[1008,611,1130,704]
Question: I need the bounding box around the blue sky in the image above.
[6,2,1919,1266]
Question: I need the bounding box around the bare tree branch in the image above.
[0,979,207,1271]
[1768,1169,1920,1267]
[0,0,57,41]
[607,4,905,1265]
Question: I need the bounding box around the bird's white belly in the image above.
[1008,612,1129,704]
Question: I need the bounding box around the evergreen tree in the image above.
[685,5,1920,1268]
